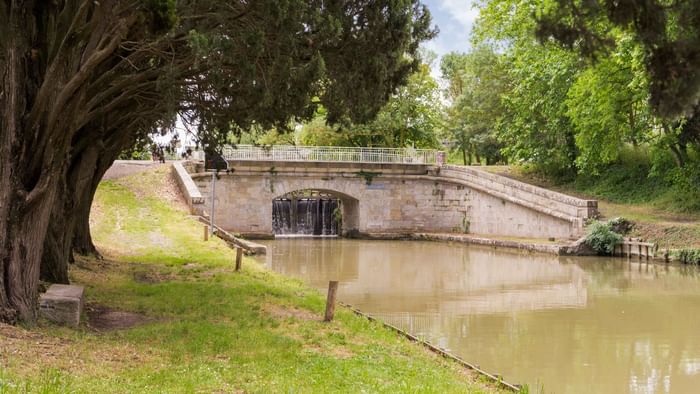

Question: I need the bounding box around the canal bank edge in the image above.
[350,231,593,256]
[339,301,523,392]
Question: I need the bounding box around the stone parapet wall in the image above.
[440,165,598,220]
[171,161,205,215]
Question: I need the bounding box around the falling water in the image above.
[272,198,339,236]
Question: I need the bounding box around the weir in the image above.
[272,191,340,236]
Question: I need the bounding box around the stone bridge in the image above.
[173,145,597,240]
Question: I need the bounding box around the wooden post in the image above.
[203,225,209,241]
[324,281,339,322]
[235,247,243,271]
[638,244,642,260]
[628,243,632,258]
[645,245,650,260]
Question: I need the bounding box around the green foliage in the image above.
[300,59,442,149]
[570,149,665,203]
[144,0,176,32]
[567,148,700,213]
[497,43,580,174]
[440,46,508,165]
[461,215,470,234]
[607,217,634,235]
[536,0,700,119]
[566,35,655,173]
[470,0,700,186]
[299,116,353,146]
[369,62,442,148]
[675,249,700,265]
[585,221,624,255]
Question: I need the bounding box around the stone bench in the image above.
[39,284,85,327]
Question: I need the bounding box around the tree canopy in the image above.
[536,0,700,119]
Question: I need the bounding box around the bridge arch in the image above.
[271,188,359,236]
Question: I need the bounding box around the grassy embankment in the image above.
[0,166,502,393]
[484,150,700,249]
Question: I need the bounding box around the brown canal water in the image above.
[257,238,700,394]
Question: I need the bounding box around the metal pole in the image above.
[210,171,215,237]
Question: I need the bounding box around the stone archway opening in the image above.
[272,189,358,236]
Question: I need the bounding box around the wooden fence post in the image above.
[203,225,209,241]
[235,247,243,271]
[324,281,339,322]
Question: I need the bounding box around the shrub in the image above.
[608,217,633,234]
[675,249,700,265]
[585,221,623,255]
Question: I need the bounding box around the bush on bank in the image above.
[585,221,624,255]
[675,249,700,265]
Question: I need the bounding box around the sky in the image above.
[421,0,479,79]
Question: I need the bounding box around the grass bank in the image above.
[0,166,502,393]
[484,150,700,249]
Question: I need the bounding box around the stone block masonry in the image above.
[173,160,597,241]
[39,284,85,327]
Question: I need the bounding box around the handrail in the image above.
[221,145,442,165]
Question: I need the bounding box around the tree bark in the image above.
[1,2,128,322]
[40,142,102,283]
[0,10,62,323]
[40,128,137,282]
[71,143,119,256]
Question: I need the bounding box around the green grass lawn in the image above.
[0,166,502,394]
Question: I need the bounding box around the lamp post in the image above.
[208,153,229,238]
[210,170,216,237]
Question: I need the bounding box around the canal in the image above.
[257,238,700,394]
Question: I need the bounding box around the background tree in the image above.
[536,0,700,119]
[565,35,655,173]
[440,46,508,165]
[300,56,442,148]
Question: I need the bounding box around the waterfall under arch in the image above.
[272,190,343,236]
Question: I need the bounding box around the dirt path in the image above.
[102,160,163,180]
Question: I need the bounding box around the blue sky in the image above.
[421,0,479,78]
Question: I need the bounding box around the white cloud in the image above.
[436,0,479,30]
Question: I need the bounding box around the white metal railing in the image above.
[221,145,442,165]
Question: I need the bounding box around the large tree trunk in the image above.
[71,181,102,257]
[0,13,63,323]
[40,142,103,283]
[73,142,125,255]
[1,3,125,322]
[41,129,135,282]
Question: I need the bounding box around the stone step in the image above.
[39,284,85,327]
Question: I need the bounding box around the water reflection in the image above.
[259,238,700,394]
